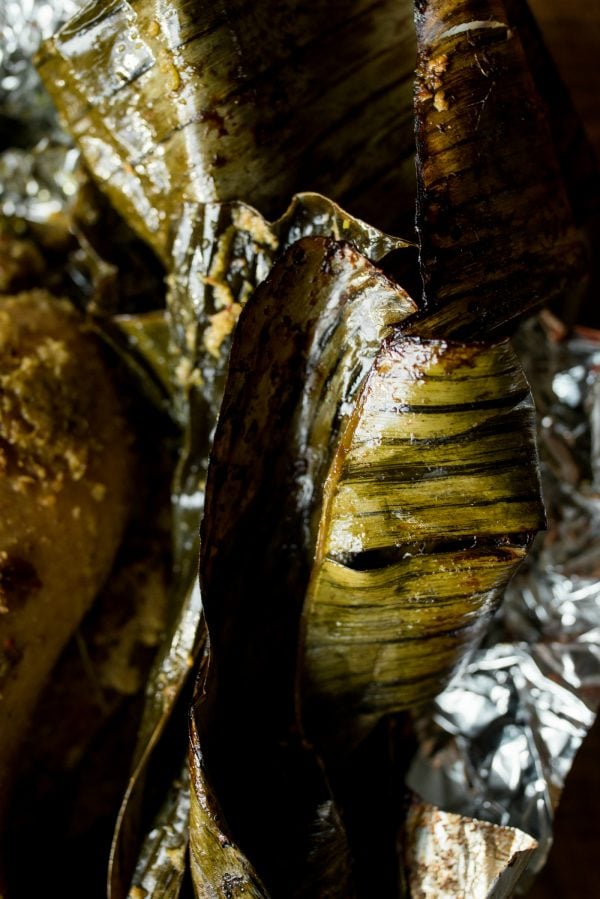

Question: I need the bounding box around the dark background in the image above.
[526,2,600,895]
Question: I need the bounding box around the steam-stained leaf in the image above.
[106,196,410,896]
[301,337,545,751]
[37,0,417,260]
[108,589,204,899]
[502,0,600,328]
[99,311,174,414]
[194,236,543,893]
[410,0,585,339]
[126,760,191,899]
[189,717,269,899]
[168,194,411,425]
[195,237,415,896]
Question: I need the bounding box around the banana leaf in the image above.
[168,194,410,422]
[194,229,544,892]
[502,0,600,330]
[36,0,418,261]
[301,336,544,753]
[194,236,415,896]
[409,0,585,339]
[188,691,269,899]
[125,758,191,899]
[108,196,411,897]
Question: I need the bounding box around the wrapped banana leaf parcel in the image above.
[0,0,598,896]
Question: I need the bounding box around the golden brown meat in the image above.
[0,291,132,823]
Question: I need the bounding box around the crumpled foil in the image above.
[0,1,81,223]
[3,1,600,896]
[0,0,79,143]
[408,313,600,886]
[0,139,80,223]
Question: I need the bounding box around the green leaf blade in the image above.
[302,337,544,750]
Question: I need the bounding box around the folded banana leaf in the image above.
[168,194,410,424]
[408,0,585,339]
[195,237,415,897]
[302,336,544,752]
[189,717,269,899]
[109,196,411,898]
[36,0,417,261]
[502,0,600,331]
[194,231,544,893]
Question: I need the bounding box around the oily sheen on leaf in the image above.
[301,336,545,750]
[409,0,585,338]
[108,194,414,897]
[195,237,415,898]
[37,0,417,260]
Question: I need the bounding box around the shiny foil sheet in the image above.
[0,0,78,141]
[408,313,600,886]
[0,0,80,224]
[2,2,600,896]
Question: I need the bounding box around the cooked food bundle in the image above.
[192,237,544,896]
[0,0,595,895]
[0,291,132,822]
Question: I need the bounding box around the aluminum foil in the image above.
[408,312,600,885]
[0,1,82,224]
[0,0,79,143]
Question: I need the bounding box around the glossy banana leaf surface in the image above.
[188,719,270,899]
[168,194,411,426]
[409,0,585,339]
[37,0,417,261]
[157,194,410,747]
[195,237,415,897]
[108,196,410,897]
[194,232,544,893]
[302,337,545,752]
